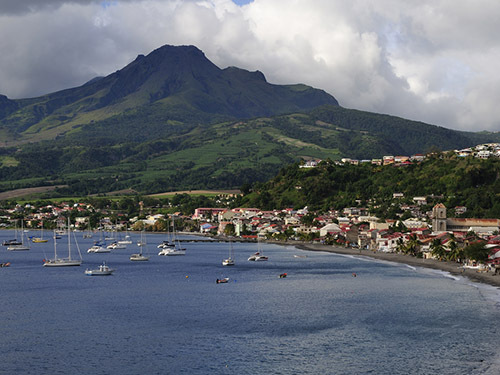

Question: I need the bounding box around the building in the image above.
[432,203,500,234]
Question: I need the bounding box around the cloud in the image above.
[0,0,499,131]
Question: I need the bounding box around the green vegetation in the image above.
[237,154,500,218]
[1,45,500,198]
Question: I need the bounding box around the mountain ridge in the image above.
[0,44,339,144]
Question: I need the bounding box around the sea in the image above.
[1,230,499,375]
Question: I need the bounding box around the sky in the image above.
[0,0,499,132]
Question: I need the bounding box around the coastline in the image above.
[295,243,500,288]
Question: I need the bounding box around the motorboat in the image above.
[216,277,229,284]
[107,241,127,250]
[159,247,186,256]
[85,262,114,276]
[157,241,175,249]
[87,243,110,253]
[247,252,260,261]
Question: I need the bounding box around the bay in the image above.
[0,230,499,374]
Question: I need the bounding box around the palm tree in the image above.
[446,238,463,262]
[406,233,421,257]
[395,237,406,254]
[430,238,446,261]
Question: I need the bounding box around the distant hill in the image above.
[1,44,500,198]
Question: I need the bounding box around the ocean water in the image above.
[0,230,499,375]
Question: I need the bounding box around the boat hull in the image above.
[44,259,82,267]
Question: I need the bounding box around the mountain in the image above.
[1,44,500,199]
[0,45,338,145]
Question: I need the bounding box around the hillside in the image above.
[1,44,500,198]
[238,154,500,218]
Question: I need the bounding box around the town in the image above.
[2,142,500,274]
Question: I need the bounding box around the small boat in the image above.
[107,241,127,250]
[32,237,48,243]
[247,252,260,261]
[118,233,132,245]
[2,239,21,246]
[161,216,186,256]
[222,241,235,266]
[87,243,110,253]
[130,231,149,261]
[85,262,114,276]
[7,220,30,251]
[222,257,235,266]
[279,273,287,278]
[0,262,11,268]
[293,254,307,258]
[157,240,175,249]
[216,277,229,284]
[32,221,49,243]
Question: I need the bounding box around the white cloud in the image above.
[0,0,499,131]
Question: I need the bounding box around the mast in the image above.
[54,230,58,260]
[67,217,71,260]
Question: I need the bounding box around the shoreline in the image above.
[294,243,500,288]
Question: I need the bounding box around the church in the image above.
[432,204,500,234]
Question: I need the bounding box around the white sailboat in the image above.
[130,231,149,261]
[248,239,268,261]
[7,220,30,251]
[87,229,109,253]
[83,221,93,239]
[222,241,235,266]
[44,218,83,267]
[161,216,186,256]
[118,228,132,245]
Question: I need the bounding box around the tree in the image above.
[463,241,489,263]
[224,223,235,236]
[446,238,463,262]
[430,238,446,261]
[405,234,421,257]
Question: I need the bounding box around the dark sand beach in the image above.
[296,243,500,288]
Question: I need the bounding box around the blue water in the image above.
[1,230,499,374]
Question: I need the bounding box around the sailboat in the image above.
[161,216,186,256]
[3,220,22,246]
[83,221,92,239]
[130,231,149,261]
[222,241,235,266]
[248,238,268,261]
[118,228,132,245]
[43,218,83,267]
[32,221,49,243]
[7,220,30,251]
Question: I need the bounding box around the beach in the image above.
[296,243,500,288]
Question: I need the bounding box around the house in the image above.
[319,223,342,237]
[193,208,226,220]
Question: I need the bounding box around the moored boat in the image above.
[85,262,114,276]
[43,219,83,267]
